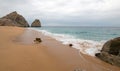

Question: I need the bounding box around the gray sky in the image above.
[0,0,120,26]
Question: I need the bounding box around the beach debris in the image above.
[34,38,42,43]
[69,44,73,47]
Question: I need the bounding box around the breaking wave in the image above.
[32,29,106,56]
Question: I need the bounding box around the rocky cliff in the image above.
[31,19,41,27]
[0,18,15,26]
[0,11,29,27]
[95,37,120,67]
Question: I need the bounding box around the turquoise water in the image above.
[33,26,120,41]
[31,26,120,56]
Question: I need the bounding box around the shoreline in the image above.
[0,26,120,71]
[30,28,105,57]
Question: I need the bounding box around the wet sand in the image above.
[0,26,120,71]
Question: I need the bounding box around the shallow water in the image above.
[31,26,120,56]
[33,26,120,41]
[16,28,120,71]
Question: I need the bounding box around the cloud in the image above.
[0,0,120,26]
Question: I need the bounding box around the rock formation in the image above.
[95,37,120,67]
[31,19,41,27]
[0,18,15,26]
[0,11,29,27]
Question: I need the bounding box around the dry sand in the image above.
[0,26,120,71]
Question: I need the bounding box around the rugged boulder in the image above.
[31,19,41,27]
[0,11,29,27]
[95,37,120,67]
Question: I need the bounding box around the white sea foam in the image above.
[31,28,106,56]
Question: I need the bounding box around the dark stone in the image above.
[95,37,120,67]
[95,53,100,57]
[34,38,42,43]
[31,19,41,27]
[69,44,73,47]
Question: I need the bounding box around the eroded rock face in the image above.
[0,11,29,27]
[31,19,41,27]
[95,37,120,67]
[0,18,15,26]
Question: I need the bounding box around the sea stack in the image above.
[0,11,29,27]
[31,19,41,27]
[95,37,120,67]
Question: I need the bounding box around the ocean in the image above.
[31,26,120,56]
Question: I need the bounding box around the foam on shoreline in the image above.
[30,28,105,56]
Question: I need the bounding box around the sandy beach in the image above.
[0,26,120,71]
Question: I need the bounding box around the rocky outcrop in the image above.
[0,11,29,27]
[95,37,120,67]
[31,19,41,27]
[0,18,15,26]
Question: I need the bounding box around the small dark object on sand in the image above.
[95,53,100,57]
[34,38,42,43]
[69,44,73,47]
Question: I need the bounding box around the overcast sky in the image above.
[0,0,120,26]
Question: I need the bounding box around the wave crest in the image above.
[32,29,105,56]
